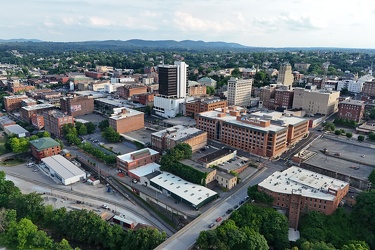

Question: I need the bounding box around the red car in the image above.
[216,217,222,222]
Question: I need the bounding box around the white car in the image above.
[101,204,109,209]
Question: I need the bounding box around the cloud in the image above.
[89,17,113,27]
[173,12,231,32]
[254,12,326,32]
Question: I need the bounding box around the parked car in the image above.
[216,217,222,222]
[209,223,215,228]
[226,209,233,214]
[234,205,239,210]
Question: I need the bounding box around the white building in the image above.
[41,155,86,185]
[227,77,253,107]
[337,74,374,93]
[154,96,191,118]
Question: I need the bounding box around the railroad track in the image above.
[6,171,173,236]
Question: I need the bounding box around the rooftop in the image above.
[187,97,225,105]
[258,166,349,201]
[163,116,197,127]
[129,162,160,178]
[150,172,217,207]
[41,155,85,180]
[46,110,72,118]
[339,99,365,106]
[4,124,28,135]
[179,159,216,174]
[21,103,54,111]
[198,148,235,163]
[4,95,27,99]
[109,107,144,120]
[117,148,159,163]
[0,116,15,126]
[198,77,217,83]
[30,137,60,150]
[95,98,145,109]
[152,125,206,142]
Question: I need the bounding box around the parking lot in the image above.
[75,113,107,126]
[124,128,155,145]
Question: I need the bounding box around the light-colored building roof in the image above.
[0,116,15,126]
[3,124,28,135]
[199,110,287,133]
[198,77,217,84]
[30,137,60,150]
[117,148,159,163]
[95,98,145,109]
[41,155,85,180]
[339,99,365,106]
[4,94,27,100]
[150,172,217,207]
[21,103,54,111]
[129,162,160,177]
[250,111,307,126]
[152,125,205,141]
[258,166,349,201]
[109,107,144,120]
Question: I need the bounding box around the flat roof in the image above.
[198,148,235,163]
[21,103,54,111]
[73,91,107,98]
[117,148,159,163]
[0,116,15,125]
[258,166,349,201]
[4,95,27,99]
[109,107,144,120]
[150,172,217,207]
[41,155,85,180]
[129,163,160,177]
[30,137,60,150]
[152,125,205,141]
[163,117,197,127]
[340,100,365,106]
[179,159,216,174]
[95,98,145,109]
[4,124,28,134]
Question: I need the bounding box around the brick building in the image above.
[151,125,207,152]
[258,166,349,228]
[109,107,144,134]
[337,100,365,123]
[116,148,160,176]
[31,114,45,130]
[60,96,94,117]
[20,104,55,122]
[21,98,37,107]
[274,88,294,109]
[259,84,278,109]
[84,71,104,79]
[134,93,154,105]
[196,108,309,158]
[3,95,28,111]
[30,137,61,161]
[362,79,375,97]
[185,98,228,118]
[117,85,148,99]
[43,110,74,137]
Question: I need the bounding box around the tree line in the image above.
[0,171,166,249]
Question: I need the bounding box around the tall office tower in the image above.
[158,61,188,98]
[227,77,253,107]
[277,62,294,89]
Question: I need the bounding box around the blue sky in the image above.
[2,0,375,48]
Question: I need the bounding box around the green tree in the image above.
[85,122,96,134]
[78,124,87,135]
[358,135,365,142]
[206,86,215,95]
[144,105,152,116]
[231,68,241,77]
[54,239,76,250]
[8,137,29,153]
[335,130,341,135]
[368,169,375,187]
[342,241,370,250]
[98,120,109,131]
[368,132,375,141]
[324,122,335,132]
[37,131,50,138]
[102,127,121,142]
[2,218,53,250]
[352,190,375,231]
[340,88,349,95]
[346,132,353,138]
[368,107,375,119]
[174,143,193,159]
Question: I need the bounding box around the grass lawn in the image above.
[0,158,25,166]
[0,136,10,155]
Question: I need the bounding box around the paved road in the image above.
[155,162,285,250]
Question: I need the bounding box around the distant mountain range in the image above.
[0,38,374,53]
[0,38,43,43]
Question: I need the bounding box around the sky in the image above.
[2,0,375,48]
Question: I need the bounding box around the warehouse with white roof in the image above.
[147,172,218,209]
[40,155,86,185]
